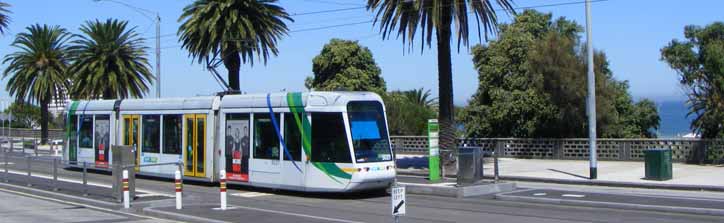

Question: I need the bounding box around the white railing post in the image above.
[122,169,130,208]
[175,170,182,210]
[220,169,227,210]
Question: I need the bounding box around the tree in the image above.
[69,19,153,100]
[306,38,386,92]
[461,10,659,138]
[367,0,516,169]
[178,0,293,92]
[402,87,438,108]
[661,22,724,138]
[0,2,10,34]
[2,24,72,143]
[3,102,41,129]
[384,90,436,135]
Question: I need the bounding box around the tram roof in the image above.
[69,100,116,113]
[120,96,218,111]
[220,91,383,109]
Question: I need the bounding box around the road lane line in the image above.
[228,204,365,223]
[561,194,586,198]
[230,192,271,198]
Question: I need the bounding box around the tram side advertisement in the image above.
[226,119,250,182]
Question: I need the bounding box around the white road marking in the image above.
[1,162,14,165]
[229,205,365,223]
[3,170,171,197]
[533,193,547,196]
[231,192,271,198]
[562,194,586,198]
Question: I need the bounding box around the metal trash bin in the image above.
[457,147,484,185]
[644,148,672,181]
[112,145,136,201]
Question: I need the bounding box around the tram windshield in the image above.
[347,101,393,163]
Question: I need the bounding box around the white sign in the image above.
[391,185,406,216]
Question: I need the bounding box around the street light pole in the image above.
[585,0,597,180]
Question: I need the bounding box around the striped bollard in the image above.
[122,170,130,209]
[175,170,182,210]
[220,170,227,210]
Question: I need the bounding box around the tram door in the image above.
[122,115,140,172]
[184,114,206,177]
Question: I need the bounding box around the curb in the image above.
[495,193,724,217]
[399,182,517,198]
[142,204,230,223]
[397,170,724,192]
[0,181,119,207]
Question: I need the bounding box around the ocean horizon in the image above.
[656,100,695,138]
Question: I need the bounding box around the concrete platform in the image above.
[397,176,516,198]
[397,155,724,191]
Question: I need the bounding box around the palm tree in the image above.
[403,87,438,108]
[69,19,153,99]
[177,0,293,91]
[2,24,72,144]
[0,2,10,34]
[366,0,515,166]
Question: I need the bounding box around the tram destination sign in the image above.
[391,185,406,216]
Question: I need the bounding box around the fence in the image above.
[391,136,724,163]
[1,128,64,139]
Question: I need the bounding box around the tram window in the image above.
[142,115,161,153]
[283,113,301,161]
[311,113,351,163]
[253,113,280,160]
[79,116,93,148]
[163,115,182,155]
[69,115,78,149]
[347,101,393,163]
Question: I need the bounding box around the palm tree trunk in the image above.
[223,50,241,91]
[437,20,456,174]
[103,88,114,100]
[40,96,49,145]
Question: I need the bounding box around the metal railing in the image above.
[391,136,724,163]
[1,147,95,195]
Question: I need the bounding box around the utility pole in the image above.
[155,13,161,98]
[585,0,597,180]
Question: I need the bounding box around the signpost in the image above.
[428,119,441,182]
[391,185,406,222]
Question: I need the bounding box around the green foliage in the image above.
[2,24,72,143]
[461,10,660,138]
[384,89,436,135]
[69,19,153,100]
[306,39,385,92]
[178,0,292,91]
[367,0,516,153]
[0,2,9,35]
[661,22,724,138]
[3,102,41,129]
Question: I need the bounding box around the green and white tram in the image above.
[64,92,396,192]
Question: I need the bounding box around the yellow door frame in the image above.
[122,115,141,172]
[183,114,206,177]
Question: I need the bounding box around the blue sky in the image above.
[1,0,723,105]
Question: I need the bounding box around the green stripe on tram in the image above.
[287,92,352,183]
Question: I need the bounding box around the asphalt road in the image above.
[0,189,169,223]
[2,153,724,223]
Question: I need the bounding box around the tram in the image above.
[64,91,396,192]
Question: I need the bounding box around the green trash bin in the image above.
[644,148,672,181]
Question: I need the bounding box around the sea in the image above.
[656,100,695,138]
